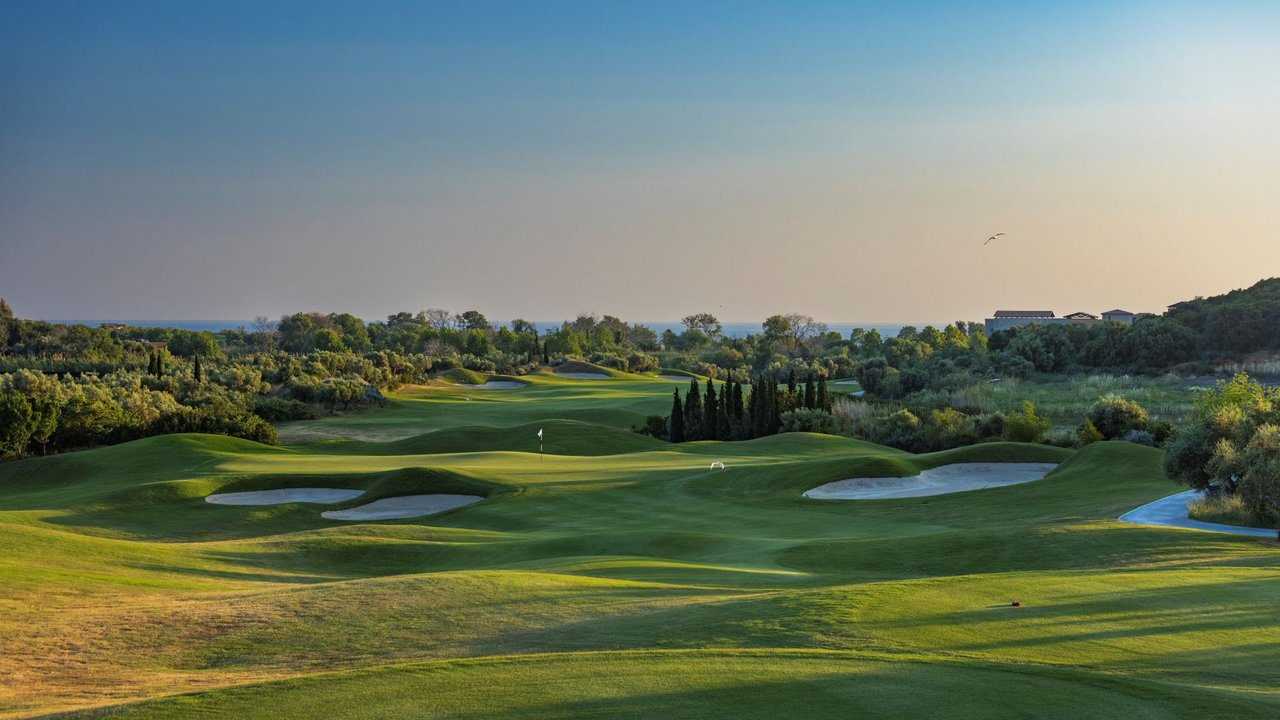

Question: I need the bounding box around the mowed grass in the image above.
[2,372,1278,718]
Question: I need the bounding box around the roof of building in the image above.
[993,310,1055,318]
[1101,309,1134,315]
[1063,311,1098,319]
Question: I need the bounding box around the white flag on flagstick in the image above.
[537,428,543,440]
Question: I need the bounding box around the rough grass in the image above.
[2,374,1278,719]
[1188,492,1277,531]
[937,374,1195,429]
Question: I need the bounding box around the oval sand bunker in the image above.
[206,488,365,505]
[804,463,1058,500]
[322,494,483,521]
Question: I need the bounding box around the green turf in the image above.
[2,371,1277,718]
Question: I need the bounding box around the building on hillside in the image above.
[147,341,169,351]
[1063,311,1100,326]
[1101,309,1136,325]
[984,310,1064,334]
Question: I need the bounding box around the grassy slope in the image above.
[2,372,1278,719]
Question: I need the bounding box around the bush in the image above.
[633,415,668,439]
[780,408,840,434]
[1003,401,1050,443]
[1121,429,1156,446]
[252,396,317,422]
[1086,394,1149,439]
[1077,418,1104,446]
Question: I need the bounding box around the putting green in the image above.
[1,372,1277,718]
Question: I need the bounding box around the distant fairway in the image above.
[2,372,1278,718]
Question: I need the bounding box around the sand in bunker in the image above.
[322,494,483,521]
[206,488,365,505]
[805,463,1058,500]
[555,372,609,379]
[458,381,523,389]
[658,375,690,381]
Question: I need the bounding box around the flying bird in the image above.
[984,233,1005,245]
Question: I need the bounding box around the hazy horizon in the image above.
[4,2,1279,322]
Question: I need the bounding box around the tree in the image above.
[816,376,829,411]
[29,396,60,455]
[669,389,685,443]
[313,328,346,352]
[421,309,454,329]
[1004,401,1050,443]
[1085,395,1148,439]
[193,355,204,383]
[681,313,722,339]
[1238,425,1280,540]
[803,376,815,409]
[0,298,12,355]
[457,310,491,332]
[0,391,34,459]
[684,378,702,441]
[703,380,718,440]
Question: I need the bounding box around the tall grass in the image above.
[1188,492,1277,531]
[935,374,1194,430]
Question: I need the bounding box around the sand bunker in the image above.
[321,494,483,521]
[658,375,690,381]
[804,463,1058,500]
[555,372,609,380]
[1119,490,1277,538]
[459,381,523,389]
[835,380,860,385]
[206,488,365,505]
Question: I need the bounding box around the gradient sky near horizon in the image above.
[3,1,1279,325]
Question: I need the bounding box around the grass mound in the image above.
[5,376,1280,718]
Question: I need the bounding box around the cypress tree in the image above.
[669,389,685,443]
[817,376,829,411]
[193,355,203,383]
[157,351,166,376]
[147,352,157,377]
[769,381,782,434]
[703,379,718,440]
[804,376,815,409]
[787,369,797,401]
[733,381,744,419]
[684,378,702,441]
[717,383,732,439]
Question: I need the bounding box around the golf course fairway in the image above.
[2,371,1278,718]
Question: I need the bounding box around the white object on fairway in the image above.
[710,461,725,471]
[537,428,543,440]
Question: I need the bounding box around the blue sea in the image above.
[57,319,941,338]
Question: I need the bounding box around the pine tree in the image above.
[817,376,829,411]
[148,352,157,377]
[669,389,685,443]
[733,381,744,419]
[684,378,702,441]
[787,369,797,398]
[703,380,718,440]
[193,354,203,383]
[804,376,815,409]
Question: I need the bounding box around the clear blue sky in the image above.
[3,1,1279,323]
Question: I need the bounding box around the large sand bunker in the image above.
[658,375,691,381]
[804,463,1058,500]
[459,381,524,389]
[555,372,609,380]
[321,494,483,521]
[206,488,365,505]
